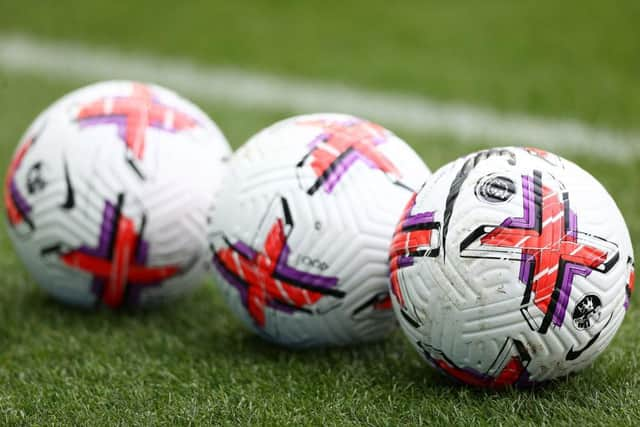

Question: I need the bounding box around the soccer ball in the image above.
[389,147,635,387]
[5,81,231,308]
[210,113,430,347]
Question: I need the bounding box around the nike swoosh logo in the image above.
[566,313,613,361]
[61,160,75,209]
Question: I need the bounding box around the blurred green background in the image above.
[0,1,638,425]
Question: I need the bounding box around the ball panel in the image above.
[211,113,430,347]
[6,80,231,308]
[391,146,634,387]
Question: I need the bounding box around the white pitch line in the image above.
[0,34,638,162]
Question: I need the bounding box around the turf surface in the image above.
[0,3,639,425]
[3,0,640,130]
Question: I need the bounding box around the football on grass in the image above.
[389,147,635,387]
[210,113,430,347]
[5,80,231,308]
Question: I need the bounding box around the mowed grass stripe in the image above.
[0,34,638,162]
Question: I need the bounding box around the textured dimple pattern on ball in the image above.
[6,81,230,307]
[211,113,430,347]
[392,146,634,386]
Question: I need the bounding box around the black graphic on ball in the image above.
[474,174,516,204]
[26,162,46,194]
[573,295,602,330]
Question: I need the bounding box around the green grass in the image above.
[0,74,638,427]
[2,0,640,130]
[0,3,639,425]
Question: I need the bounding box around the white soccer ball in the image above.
[5,81,231,308]
[210,113,430,347]
[389,147,635,387]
